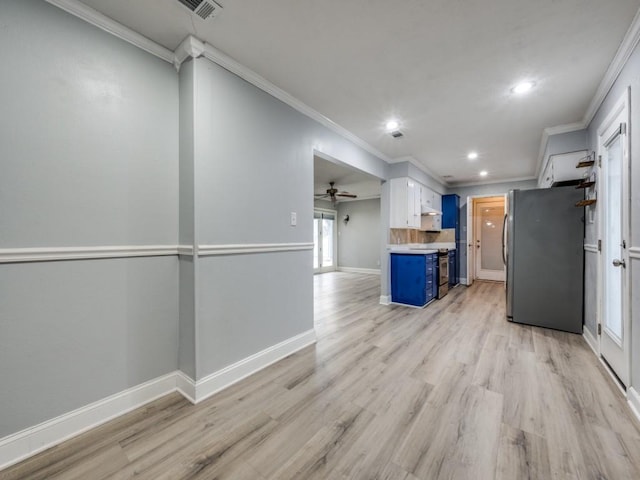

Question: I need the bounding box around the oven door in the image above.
[439,256,449,285]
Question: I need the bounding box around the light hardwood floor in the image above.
[4,273,640,479]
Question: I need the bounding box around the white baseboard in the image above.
[583,326,599,356]
[379,295,391,305]
[0,372,177,471]
[628,387,640,423]
[460,277,468,285]
[0,329,317,470]
[175,371,196,404]
[337,267,381,275]
[193,329,316,403]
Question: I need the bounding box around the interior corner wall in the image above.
[189,56,388,379]
[178,59,197,380]
[0,0,179,438]
[337,199,382,271]
[586,37,640,387]
[447,179,538,282]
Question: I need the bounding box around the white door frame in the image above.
[466,194,508,285]
[474,197,507,281]
[596,89,631,387]
[313,207,338,274]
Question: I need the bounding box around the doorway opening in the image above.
[466,195,507,285]
[313,208,337,273]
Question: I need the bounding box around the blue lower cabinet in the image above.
[391,253,438,307]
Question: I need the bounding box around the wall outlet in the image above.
[290,212,297,226]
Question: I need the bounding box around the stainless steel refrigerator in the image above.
[503,187,584,333]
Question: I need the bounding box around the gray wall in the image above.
[0,0,179,437]
[189,56,389,379]
[337,199,382,270]
[541,129,589,180]
[447,179,538,280]
[586,38,640,388]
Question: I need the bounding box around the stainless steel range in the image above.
[437,249,449,299]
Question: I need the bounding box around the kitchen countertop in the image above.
[387,242,456,253]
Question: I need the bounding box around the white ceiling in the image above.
[314,156,381,202]
[77,0,640,185]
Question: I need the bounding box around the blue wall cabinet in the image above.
[442,194,460,285]
[391,253,438,307]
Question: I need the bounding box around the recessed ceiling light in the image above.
[467,151,478,160]
[511,81,535,94]
[479,170,488,177]
[385,120,400,132]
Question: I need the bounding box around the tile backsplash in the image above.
[390,228,455,245]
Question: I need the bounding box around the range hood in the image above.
[421,205,442,216]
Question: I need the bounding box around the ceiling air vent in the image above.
[177,0,222,20]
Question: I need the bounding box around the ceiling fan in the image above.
[314,182,357,202]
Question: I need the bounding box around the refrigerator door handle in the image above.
[502,213,507,265]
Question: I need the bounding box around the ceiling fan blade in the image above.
[336,193,357,198]
[314,193,330,198]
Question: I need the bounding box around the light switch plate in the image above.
[290,212,297,226]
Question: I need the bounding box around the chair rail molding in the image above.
[198,243,314,256]
[0,246,179,263]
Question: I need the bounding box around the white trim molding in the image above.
[629,247,640,259]
[460,277,469,286]
[583,326,599,356]
[584,244,599,254]
[337,267,381,275]
[175,372,197,404]
[0,246,179,264]
[45,0,174,63]
[0,328,316,469]
[173,35,205,71]
[450,175,537,189]
[170,36,391,166]
[629,387,640,423]
[177,245,195,256]
[192,329,316,403]
[0,372,177,471]
[583,7,640,126]
[379,295,391,305]
[198,243,313,256]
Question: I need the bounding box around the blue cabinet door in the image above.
[391,254,427,306]
[442,194,460,242]
[448,251,457,287]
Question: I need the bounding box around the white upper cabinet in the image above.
[390,177,421,229]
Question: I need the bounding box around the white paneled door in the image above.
[474,198,506,281]
[598,90,630,387]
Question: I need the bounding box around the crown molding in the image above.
[389,155,448,187]
[46,0,174,63]
[173,35,205,71]
[448,175,537,189]
[171,36,392,166]
[534,122,586,179]
[583,7,640,126]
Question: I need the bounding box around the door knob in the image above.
[612,259,626,268]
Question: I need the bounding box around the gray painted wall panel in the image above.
[448,180,537,280]
[0,0,179,248]
[197,251,313,378]
[0,257,179,437]
[337,199,381,270]
[178,257,196,379]
[583,252,598,336]
[193,57,388,246]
